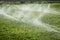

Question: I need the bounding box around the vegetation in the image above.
[0,3,60,40]
[0,0,60,4]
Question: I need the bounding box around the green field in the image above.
[0,3,60,40]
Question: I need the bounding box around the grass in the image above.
[0,16,60,40]
[0,3,60,40]
[41,13,60,31]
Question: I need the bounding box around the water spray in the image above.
[0,4,59,33]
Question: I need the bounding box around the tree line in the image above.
[0,0,60,4]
